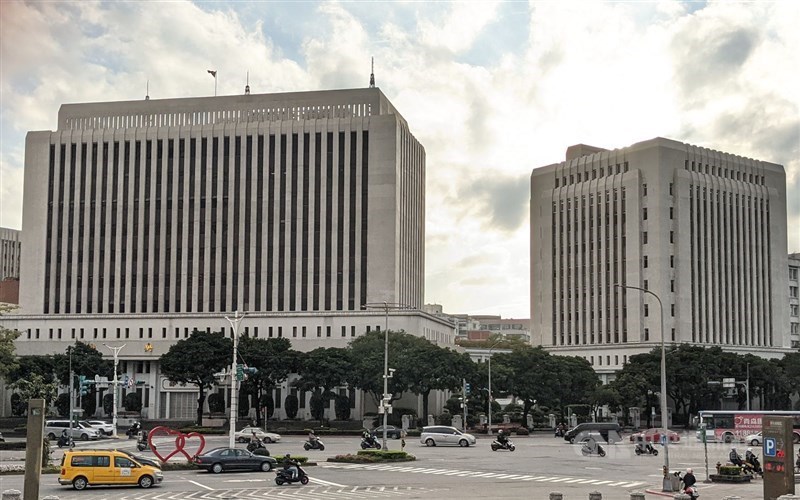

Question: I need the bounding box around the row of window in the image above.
[554,162,630,187]
[685,159,766,185]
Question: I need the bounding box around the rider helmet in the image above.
[284,453,291,458]
[747,447,752,453]
[686,468,693,474]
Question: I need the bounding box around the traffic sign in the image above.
[764,437,776,457]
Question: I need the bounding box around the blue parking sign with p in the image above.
[764,437,777,457]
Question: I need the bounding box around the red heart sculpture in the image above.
[148,426,206,463]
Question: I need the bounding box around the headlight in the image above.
[154,470,163,476]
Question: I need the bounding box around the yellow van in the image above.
[59,449,163,490]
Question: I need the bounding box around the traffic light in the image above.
[236,365,244,381]
[79,375,95,396]
[242,366,258,380]
[465,383,471,395]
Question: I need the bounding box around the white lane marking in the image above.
[621,481,646,488]
[592,480,613,485]
[224,479,264,482]
[549,477,574,483]
[535,476,560,481]
[186,480,214,490]
[308,477,347,487]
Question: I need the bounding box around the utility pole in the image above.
[225,311,246,449]
[462,378,468,432]
[103,343,126,437]
[68,346,74,439]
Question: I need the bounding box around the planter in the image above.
[709,473,752,483]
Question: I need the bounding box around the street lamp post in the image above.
[615,283,670,490]
[224,311,246,450]
[363,301,413,451]
[487,340,503,436]
[103,343,126,438]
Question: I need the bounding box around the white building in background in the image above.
[3,87,455,419]
[0,227,21,282]
[530,137,792,383]
[790,253,800,349]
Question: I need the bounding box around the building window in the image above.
[317,326,321,337]
[293,326,298,338]
[643,184,647,196]
[670,279,675,293]
[789,267,798,281]
[351,326,356,337]
[670,255,674,268]
[791,305,799,317]
[644,280,649,290]
[669,183,673,196]
[643,232,648,244]
[644,304,649,317]
[671,304,675,317]
[341,326,346,337]
[643,208,648,220]
[644,328,649,340]
[670,231,674,244]
[790,286,798,298]
[302,326,307,338]
[669,207,674,219]
[643,256,649,268]
[326,326,331,337]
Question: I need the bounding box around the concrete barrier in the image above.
[549,493,563,500]
[589,492,602,500]
[1,491,22,500]
[630,493,645,500]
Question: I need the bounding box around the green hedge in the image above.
[328,450,415,463]
[178,426,227,435]
[0,441,26,451]
[0,465,60,476]
[719,465,744,476]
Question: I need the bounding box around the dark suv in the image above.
[564,422,622,444]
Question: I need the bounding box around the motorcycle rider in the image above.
[282,453,299,480]
[362,429,376,447]
[729,446,744,467]
[745,447,762,474]
[496,429,509,448]
[127,421,141,438]
[308,430,317,447]
[682,468,698,499]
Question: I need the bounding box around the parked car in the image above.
[744,431,762,446]
[233,427,282,444]
[192,448,277,473]
[82,420,114,436]
[372,425,402,439]
[420,426,477,447]
[45,420,101,441]
[629,428,681,443]
[58,449,163,490]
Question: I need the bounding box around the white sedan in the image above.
[82,420,115,436]
[744,431,762,446]
[234,426,282,443]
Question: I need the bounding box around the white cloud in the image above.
[0,0,797,318]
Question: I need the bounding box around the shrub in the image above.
[269,455,308,464]
[387,407,416,427]
[515,427,530,436]
[178,425,227,435]
[54,393,70,417]
[284,393,299,419]
[328,450,415,463]
[102,394,113,415]
[334,395,350,421]
[207,393,225,413]
[310,392,325,422]
[124,392,142,412]
[10,393,25,417]
[82,389,97,417]
[437,413,453,426]
[719,465,744,476]
[260,393,274,419]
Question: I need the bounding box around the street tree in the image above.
[160,329,232,426]
[9,372,59,411]
[238,336,299,426]
[402,341,475,420]
[0,304,21,381]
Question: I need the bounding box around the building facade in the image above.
[0,227,21,282]
[530,138,791,381]
[4,88,454,418]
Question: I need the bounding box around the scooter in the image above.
[247,437,269,455]
[126,422,141,439]
[360,436,381,450]
[580,440,606,457]
[743,454,762,476]
[634,442,659,456]
[275,465,310,485]
[136,430,149,452]
[303,438,325,451]
[675,472,699,499]
[57,433,75,449]
[491,439,516,452]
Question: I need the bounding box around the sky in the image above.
[1,1,798,319]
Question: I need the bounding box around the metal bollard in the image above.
[549,493,564,500]
[589,492,602,500]
[1,491,22,500]
[630,493,646,500]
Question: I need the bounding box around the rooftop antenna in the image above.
[369,57,375,88]
[245,71,250,95]
[145,80,150,100]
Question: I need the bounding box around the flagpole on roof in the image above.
[207,69,217,96]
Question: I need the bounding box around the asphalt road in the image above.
[1,433,774,499]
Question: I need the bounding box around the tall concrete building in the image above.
[4,88,454,418]
[0,227,21,282]
[530,138,791,381]
[790,253,800,349]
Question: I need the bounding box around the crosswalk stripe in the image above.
[592,480,613,485]
[549,477,574,483]
[536,476,560,481]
